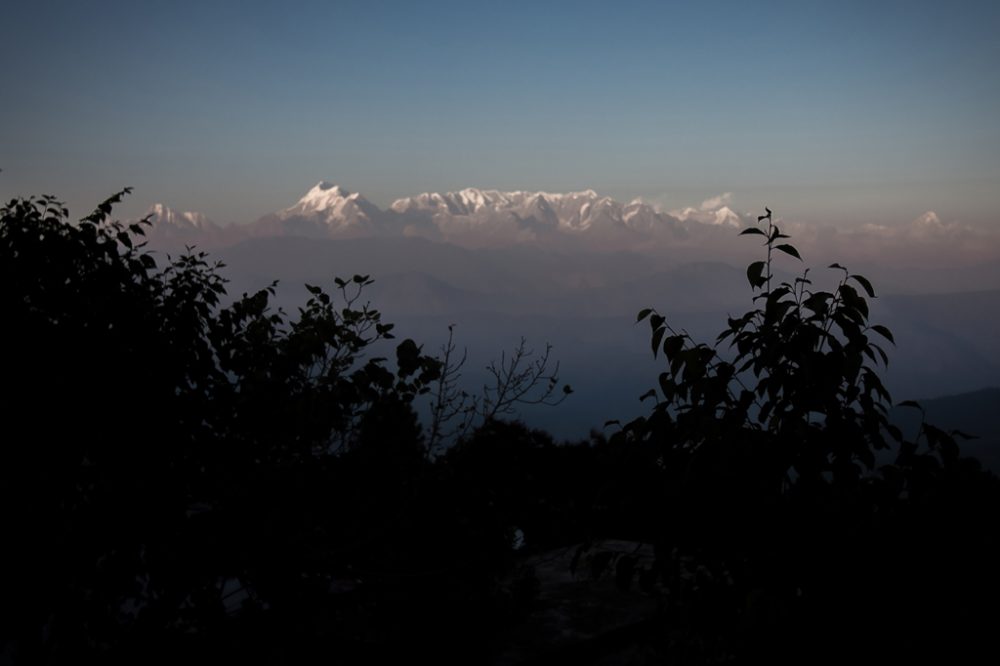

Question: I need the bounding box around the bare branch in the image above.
[480,337,571,425]
[426,325,479,453]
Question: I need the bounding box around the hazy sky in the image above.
[2,0,998,227]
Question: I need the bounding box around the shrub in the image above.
[0,191,443,661]
[613,208,998,662]
[623,208,970,507]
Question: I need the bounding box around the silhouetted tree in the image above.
[0,191,449,662]
[608,208,1000,663]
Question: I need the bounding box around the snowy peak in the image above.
[145,203,217,231]
[277,182,381,233]
[295,181,355,211]
[712,206,742,227]
[389,188,603,217]
[391,188,518,216]
[912,211,947,232]
[673,207,701,221]
[669,199,745,227]
[906,210,971,239]
[387,186,690,237]
[287,181,368,213]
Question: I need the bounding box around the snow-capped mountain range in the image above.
[143,181,751,250]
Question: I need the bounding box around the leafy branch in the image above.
[626,207,952,490]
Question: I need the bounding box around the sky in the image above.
[2,0,999,228]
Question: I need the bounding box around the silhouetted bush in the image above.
[609,208,1000,663]
[0,192,488,662]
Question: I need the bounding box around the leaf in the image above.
[863,369,890,402]
[870,342,890,366]
[651,326,666,358]
[663,335,685,359]
[828,263,847,271]
[849,274,876,298]
[774,244,802,260]
[658,372,674,397]
[837,283,862,307]
[740,227,767,237]
[862,345,877,364]
[871,325,894,344]
[897,400,922,410]
[396,338,423,378]
[637,308,652,322]
[950,429,979,440]
[746,261,767,289]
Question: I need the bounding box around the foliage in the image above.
[0,191,450,661]
[610,208,1000,662]
[625,208,972,499]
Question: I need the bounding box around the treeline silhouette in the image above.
[2,191,999,664]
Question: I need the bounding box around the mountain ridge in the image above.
[143,181,750,251]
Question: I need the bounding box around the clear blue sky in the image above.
[2,0,998,227]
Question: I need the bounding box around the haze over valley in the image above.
[137,181,1000,445]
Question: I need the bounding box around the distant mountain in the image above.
[135,181,1000,287]
[251,181,383,239]
[141,182,751,251]
[142,202,263,249]
[141,203,220,245]
[384,186,740,248]
[671,204,743,227]
[389,187,665,232]
[872,290,1000,398]
[145,203,217,231]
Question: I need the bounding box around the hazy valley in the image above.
[139,182,1000,450]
